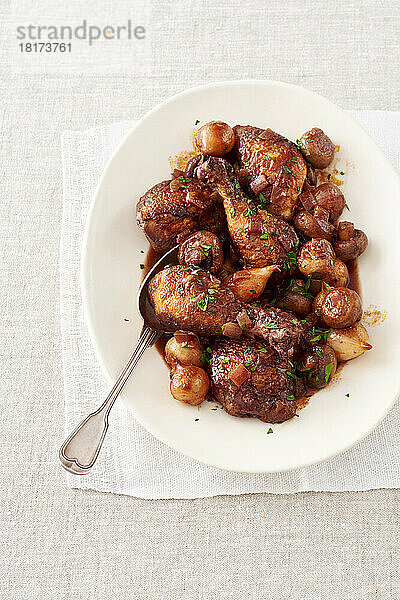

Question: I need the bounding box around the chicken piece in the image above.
[148,265,304,358]
[136,175,226,253]
[209,338,297,423]
[195,156,299,268]
[233,126,307,220]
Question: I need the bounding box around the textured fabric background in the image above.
[61,111,400,499]
[1,1,399,598]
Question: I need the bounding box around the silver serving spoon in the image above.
[59,246,178,475]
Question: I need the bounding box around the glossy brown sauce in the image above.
[142,247,170,362]
[347,259,361,296]
[141,247,363,412]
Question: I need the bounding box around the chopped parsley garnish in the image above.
[263,154,272,160]
[140,264,145,269]
[309,327,329,343]
[244,206,257,217]
[260,233,269,239]
[345,203,350,211]
[324,362,335,383]
[315,347,322,358]
[278,367,300,380]
[184,265,201,274]
[258,192,267,207]
[200,243,212,256]
[267,428,273,434]
[197,289,217,312]
[345,393,350,398]
[230,207,235,217]
[200,346,212,365]
[264,322,278,330]
[195,119,200,125]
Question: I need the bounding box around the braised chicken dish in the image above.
[136,121,371,423]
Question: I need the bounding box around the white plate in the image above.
[82,80,400,473]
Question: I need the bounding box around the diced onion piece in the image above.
[174,330,197,348]
[250,174,268,194]
[222,322,242,339]
[171,168,185,178]
[229,364,250,387]
[236,310,252,330]
[326,322,372,362]
[170,178,182,192]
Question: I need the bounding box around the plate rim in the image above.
[81,79,400,473]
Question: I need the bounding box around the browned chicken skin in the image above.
[136,175,226,253]
[148,264,304,358]
[194,156,299,268]
[210,338,297,423]
[233,126,307,220]
[137,121,370,425]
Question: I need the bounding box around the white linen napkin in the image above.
[60,110,400,498]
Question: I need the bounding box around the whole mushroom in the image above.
[298,238,335,280]
[299,128,335,169]
[165,331,204,367]
[195,121,235,156]
[178,231,224,274]
[294,208,335,241]
[170,364,210,405]
[313,287,362,329]
[298,239,348,287]
[313,183,346,222]
[298,345,337,389]
[275,278,313,316]
[333,221,368,262]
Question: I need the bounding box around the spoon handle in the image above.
[59,327,160,475]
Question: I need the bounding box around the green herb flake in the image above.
[195,119,200,125]
[264,322,278,330]
[324,361,335,383]
[200,346,212,365]
[267,428,273,434]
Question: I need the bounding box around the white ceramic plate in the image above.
[82,80,400,473]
